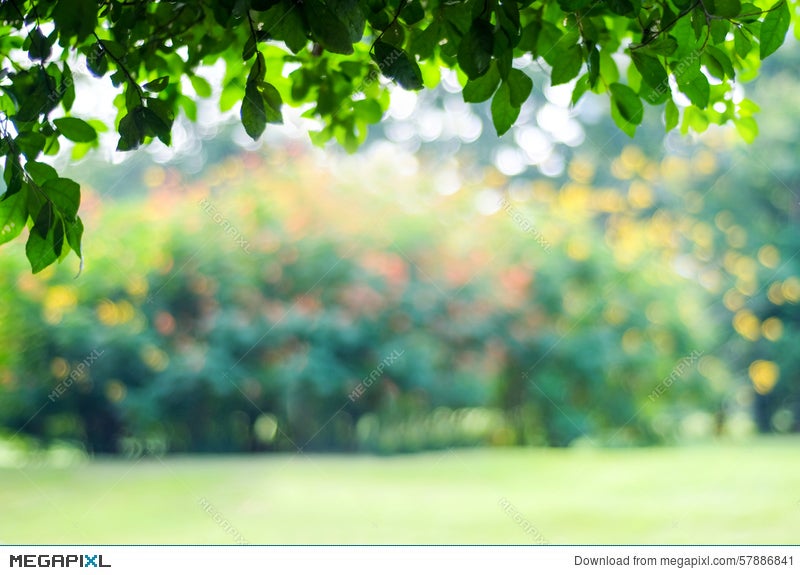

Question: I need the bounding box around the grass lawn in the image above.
[2,441,799,544]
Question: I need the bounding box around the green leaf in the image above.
[702,52,724,80]
[609,82,643,125]
[61,63,75,111]
[241,82,267,140]
[637,36,678,57]
[117,109,144,151]
[610,99,636,137]
[495,46,512,80]
[587,46,600,87]
[65,216,84,258]
[259,82,284,123]
[15,131,47,160]
[506,68,533,107]
[25,161,59,185]
[352,99,383,123]
[760,0,790,59]
[125,84,142,111]
[328,0,365,43]
[3,155,23,198]
[272,0,308,54]
[571,74,590,106]
[147,98,176,134]
[179,95,198,121]
[54,117,98,143]
[458,20,494,80]
[247,52,267,85]
[558,0,594,10]
[243,35,258,61]
[677,72,709,108]
[551,44,583,86]
[42,177,80,221]
[52,215,65,257]
[43,135,60,158]
[681,105,708,133]
[490,82,520,136]
[373,41,423,91]
[32,201,51,237]
[142,107,172,145]
[250,0,281,10]
[734,27,752,58]
[734,116,758,142]
[709,19,730,44]
[399,0,425,26]
[537,22,564,66]
[518,20,541,54]
[86,45,108,77]
[463,62,501,103]
[707,0,741,18]
[410,22,441,60]
[143,76,170,92]
[691,8,706,40]
[631,52,668,90]
[705,45,735,79]
[190,75,213,97]
[27,27,52,61]
[599,49,620,84]
[0,184,28,245]
[228,83,249,118]
[304,0,355,55]
[26,206,62,273]
[665,98,679,131]
[607,0,634,15]
[52,0,97,42]
[71,143,95,161]
[738,2,761,21]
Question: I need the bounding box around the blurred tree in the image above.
[1,0,798,272]
[0,150,720,453]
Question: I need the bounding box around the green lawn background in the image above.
[3,442,799,544]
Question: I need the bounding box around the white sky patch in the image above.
[415,109,444,141]
[388,88,418,120]
[435,167,462,196]
[514,125,552,165]
[385,121,419,143]
[572,93,606,124]
[536,103,570,135]
[494,146,528,176]
[555,119,585,147]
[475,188,503,215]
[455,113,483,143]
[539,152,565,177]
[543,80,576,108]
[440,68,462,94]
[443,95,469,115]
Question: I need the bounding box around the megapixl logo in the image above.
[9,554,111,568]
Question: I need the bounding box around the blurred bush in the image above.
[0,149,730,454]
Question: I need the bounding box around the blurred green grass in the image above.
[3,443,799,544]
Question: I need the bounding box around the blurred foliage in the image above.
[1,0,799,272]
[568,43,800,436]
[1,148,726,454]
[365,43,800,439]
[3,45,800,454]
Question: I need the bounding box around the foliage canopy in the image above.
[0,0,797,272]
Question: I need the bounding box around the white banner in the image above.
[1,546,797,574]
